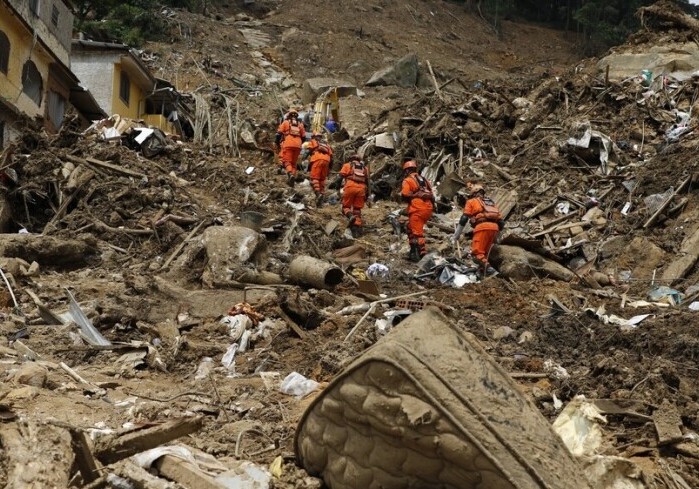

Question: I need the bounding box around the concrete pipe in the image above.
[288,255,344,289]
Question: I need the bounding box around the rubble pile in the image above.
[0,1,698,488]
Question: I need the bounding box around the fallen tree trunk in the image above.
[0,234,97,267]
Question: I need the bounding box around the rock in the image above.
[366,53,418,88]
[5,386,39,402]
[302,78,358,104]
[465,121,485,134]
[519,331,534,344]
[13,362,48,388]
[492,326,515,340]
[201,226,267,284]
[490,245,575,281]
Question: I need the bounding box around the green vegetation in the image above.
[455,0,698,54]
[74,0,201,46]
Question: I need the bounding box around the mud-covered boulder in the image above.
[296,307,590,489]
[366,53,418,88]
[490,245,574,281]
[201,226,266,285]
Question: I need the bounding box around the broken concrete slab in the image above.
[201,226,267,284]
[296,307,590,488]
[302,78,358,104]
[490,245,575,281]
[366,53,418,88]
[0,234,97,268]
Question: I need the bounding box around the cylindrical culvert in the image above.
[288,255,344,289]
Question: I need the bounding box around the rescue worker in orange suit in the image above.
[339,155,369,238]
[307,132,333,206]
[275,109,306,185]
[401,160,435,262]
[451,184,503,276]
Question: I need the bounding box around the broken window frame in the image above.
[47,90,65,129]
[51,4,60,27]
[0,30,9,75]
[21,60,43,107]
[119,71,130,106]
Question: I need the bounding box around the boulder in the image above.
[13,362,48,388]
[302,78,358,104]
[490,245,575,281]
[366,53,419,88]
[201,226,266,284]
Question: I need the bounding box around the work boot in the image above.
[276,166,285,175]
[407,244,421,263]
[315,194,324,207]
[484,266,499,277]
[347,214,357,226]
[350,226,362,238]
[286,172,295,187]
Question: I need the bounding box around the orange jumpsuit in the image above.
[276,119,306,175]
[339,160,369,227]
[307,139,333,195]
[464,197,500,266]
[401,172,434,255]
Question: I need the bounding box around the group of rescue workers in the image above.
[275,108,502,275]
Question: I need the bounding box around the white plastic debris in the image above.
[543,359,569,380]
[220,314,252,341]
[366,263,390,281]
[375,318,391,336]
[689,302,699,311]
[194,357,213,380]
[238,330,252,352]
[556,201,571,215]
[552,396,606,457]
[222,344,238,376]
[216,461,272,489]
[280,371,320,399]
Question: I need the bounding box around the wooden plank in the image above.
[155,455,221,489]
[277,307,307,340]
[64,154,146,179]
[95,417,204,465]
[660,226,699,285]
[70,429,101,483]
[643,175,692,228]
[524,199,556,219]
[653,400,684,446]
[491,188,517,220]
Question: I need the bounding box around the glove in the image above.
[458,214,469,227]
[275,133,283,146]
[452,224,465,243]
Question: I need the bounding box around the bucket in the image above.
[240,211,265,232]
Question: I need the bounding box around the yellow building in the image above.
[0,0,104,147]
[71,40,192,137]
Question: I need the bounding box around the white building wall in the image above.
[71,53,119,115]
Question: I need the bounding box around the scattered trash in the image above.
[221,314,253,341]
[689,302,699,311]
[648,286,683,306]
[366,263,390,281]
[279,372,320,399]
[553,396,606,457]
[194,357,214,380]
